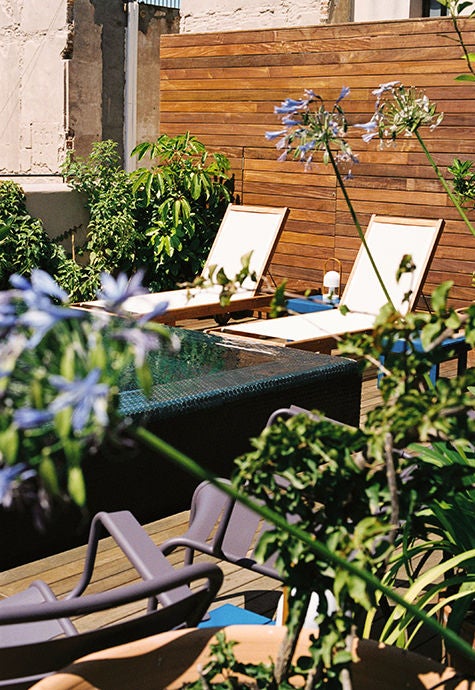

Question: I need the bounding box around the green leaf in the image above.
[381,550,475,645]
[456,2,474,13]
[455,73,475,81]
[68,465,86,507]
[0,426,19,465]
[39,455,60,496]
[173,199,181,226]
[430,280,453,312]
[131,141,152,161]
[419,321,441,350]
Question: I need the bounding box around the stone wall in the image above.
[179,0,335,33]
[68,0,126,161]
[137,5,180,147]
[178,0,430,32]
[0,0,70,175]
[0,0,178,176]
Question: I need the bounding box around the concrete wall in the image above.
[179,0,335,32]
[0,0,70,175]
[0,0,178,176]
[178,0,437,30]
[137,5,180,147]
[68,0,126,161]
[68,1,179,164]
[24,183,89,249]
[353,0,423,21]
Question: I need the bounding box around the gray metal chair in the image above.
[160,478,283,580]
[159,407,310,581]
[0,510,223,690]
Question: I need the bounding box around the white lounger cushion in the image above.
[222,215,444,345]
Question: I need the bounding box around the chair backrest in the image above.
[160,410,309,582]
[341,215,444,315]
[0,562,222,690]
[178,480,282,580]
[201,204,289,292]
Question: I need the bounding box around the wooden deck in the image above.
[0,344,471,637]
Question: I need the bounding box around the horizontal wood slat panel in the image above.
[160,17,475,309]
[161,18,469,48]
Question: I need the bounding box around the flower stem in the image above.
[448,5,475,79]
[327,147,395,308]
[415,130,475,238]
[134,424,475,666]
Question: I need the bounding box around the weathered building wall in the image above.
[179,0,334,32]
[0,0,178,176]
[353,0,423,21]
[0,0,70,176]
[179,0,430,32]
[68,0,126,161]
[66,1,179,163]
[137,4,180,147]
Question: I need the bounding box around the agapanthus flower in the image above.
[336,85,351,104]
[275,98,307,114]
[8,270,80,347]
[10,269,68,306]
[265,129,289,141]
[0,463,36,504]
[0,333,27,380]
[48,368,109,432]
[267,88,357,173]
[114,327,178,368]
[0,294,18,331]
[14,407,54,429]
[97,270,149,312]
[365,82,443,145]
[372,80,401,100]
[353,118,379,143]
[137,300,170,324]
[18,302,81,349]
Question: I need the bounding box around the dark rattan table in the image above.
[84,328,362,521]
[2,328,361,569]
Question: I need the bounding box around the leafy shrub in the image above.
[132,132,233,291]
[0,181,67,290]
[61,140,139,300]
[61,136,233,299]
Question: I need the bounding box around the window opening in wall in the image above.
[422,0,448,15]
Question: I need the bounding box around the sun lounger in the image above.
[76,204,288,324]
[219,215,444,352]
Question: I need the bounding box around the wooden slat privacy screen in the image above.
[159,17,475,307]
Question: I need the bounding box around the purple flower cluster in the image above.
[0,268,174,508]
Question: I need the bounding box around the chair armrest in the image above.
[67,511,191,607]
[0,562,223,626]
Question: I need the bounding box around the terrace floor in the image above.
[0,337,472,664]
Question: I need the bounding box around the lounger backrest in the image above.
[201,205,289,292]
[341,215,444,315]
